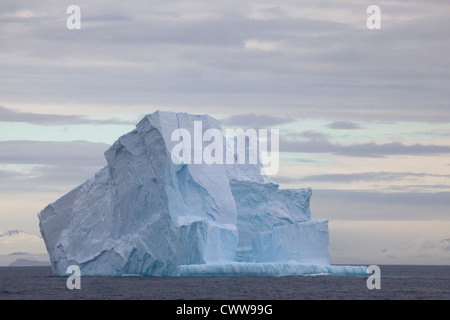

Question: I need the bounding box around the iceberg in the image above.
[38,111,368,277]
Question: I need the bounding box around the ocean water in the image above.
[0,265,448,300]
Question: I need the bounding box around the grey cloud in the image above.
[0,106,135,126]
[221,113,294,127]
[319,189,450,208]
[280,132,450,157]
[0,140,109,193]
[0,1,450,122]
[383,184,450,192]
[0,164,101,193]
[274,172,450,184]
[0,140,109,166]
[0,169,18,180]
[309,189,450,221]
[333,142,450,157]
[292,157,319,164]
[292,131,328,141]
[327,121,362,130]
[83,13,133,23]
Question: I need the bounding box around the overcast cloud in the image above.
[327,121,362,130]
[0,140,108,166]
[309,189,450,221]
[276,172,450,184]
[1,1,450,121]
[280,131,450,157]
[221,113,294,127]
[0,106,135,125]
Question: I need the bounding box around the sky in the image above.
[0,0,449,265]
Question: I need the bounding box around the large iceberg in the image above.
[38,111,367,277]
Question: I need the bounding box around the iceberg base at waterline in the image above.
[178,262,369,277]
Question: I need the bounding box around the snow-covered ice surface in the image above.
[38,111,367,277]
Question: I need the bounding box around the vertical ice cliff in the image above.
[39,111,365,276]
[225,134,321,262]
[39,112,237,276]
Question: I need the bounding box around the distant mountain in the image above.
[9,257,50,267]
[0,230,22,237]
[0,230,49,266]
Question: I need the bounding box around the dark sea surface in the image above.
[0,265,449,300]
